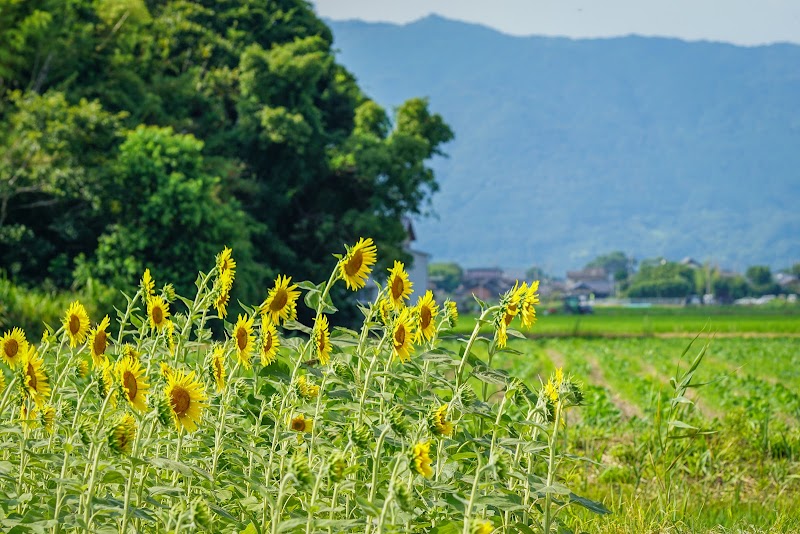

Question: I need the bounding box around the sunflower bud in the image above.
[289,453,313,490]
[328,453,347,483]
[331,359,354,382]
[349,422,372,449]
[393,484,414,512]
[155,394,172,427]
[388,406,409,437]
[108,413,136,455]
[191,497,212,531]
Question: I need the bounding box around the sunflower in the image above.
[109,413,137,455]
[75,358,89,379]
[295,375,320,399]
[97,359,117,406]
[214,269,234,318]
[119,343,140,362]
[520,280,540,328]
[472,520,494,534]
[19,403,38,430]
[216,246,236,277]
[260,320,280,366]
[21,346,50,407]
[147,296,170,332]
[1,327,28,368]
[411,441,433,478]
[392,307,416,363]
[141,268,155,297]
[378,297,393,325]
[88,315,111,368]
[430,403,454,437]
[338,237,378,291]
[500,281,527,328]
[117,357,149,412]
[414,290,439,343]
[209,346,226,393]
[312,314,332,365]
[290,414,313,433]
[386,261,413,308]
[445,300,459,328]
[41,404,56,433]
[494,320,509,349]
[543,379,558,403]
[233,314,255,369]
[262,275,300,325]
[165,369,208,433]
[63,301,90,348]
[0,372,5,394]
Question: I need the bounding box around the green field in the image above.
[456,305,800,337]
[456,330,800,532]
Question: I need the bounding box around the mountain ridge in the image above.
[327,16,800,273]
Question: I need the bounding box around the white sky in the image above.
[310,0,800,46]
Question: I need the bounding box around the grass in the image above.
[468,334,800,532]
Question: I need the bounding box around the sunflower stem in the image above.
[271,472,294,534]
[455,306,499,392]
[462,453,485,534]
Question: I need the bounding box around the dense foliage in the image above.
[0,0,453,304]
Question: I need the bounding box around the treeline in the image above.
[0,0,452,320]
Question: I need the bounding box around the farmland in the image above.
[458,318,800,532]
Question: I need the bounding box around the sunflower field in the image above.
[0,238,622,533]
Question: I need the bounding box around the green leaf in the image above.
[354,495,381,516]
[569,492,612,515]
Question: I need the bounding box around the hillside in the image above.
[327,15,800,273]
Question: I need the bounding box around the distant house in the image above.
[457,267,516,303]
[680,257,703,269]
[565,268,614,298]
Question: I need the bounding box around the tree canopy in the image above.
[0,0,453,301]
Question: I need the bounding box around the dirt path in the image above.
[545,348,643,419]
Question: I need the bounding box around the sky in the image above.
[310,0,800,46]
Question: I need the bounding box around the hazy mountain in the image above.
[327,15,800,274]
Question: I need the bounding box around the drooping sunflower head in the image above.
[233,314,255,369]
[429,403,454,437]
[216,246,237,277]
[147,296,170,332]
[1,327,28,368]
[377,297,393,326]
[414,290,439,343]
[260,320,280,366]
[338,237,378,291]
[387,261,413,308]
[89,315,111,368]
[119,343,140,363]
[521,280,540,328]
[214,268,234,318]
[165,369,208,433]
[20,345,50,407]
[391,307,416,363]
[290,414,313,433]
[96,359,117,406]
[499,281,527,327]
[261,275,300,326]
[208,345,226,393]
[116,356,149,413]
[63,301,90,348]
[494,319,509,349]
[411,441,433,478]
[313,314,332,366]
[140,268,155,297]
[75,358,89,379]
[109,413,137,455]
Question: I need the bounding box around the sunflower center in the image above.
[214,358,223,379]
[270,289,288,312]
[27,362,37,390]
[344,250,364,276]
[317,330,326,352]
[391,276,405,301]
[264,332,273,353]
[171,386,191,416]
[123,370,138,400]
[291,417,306,432]
[152,306,163,325]
[93,330,107,355]
[394,325,405,347]
[69,314,81,335]
[4,339,18,358]
[420,307,432,330]
[236,327,248,351]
